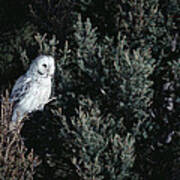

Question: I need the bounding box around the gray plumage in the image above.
[10,55,55,128]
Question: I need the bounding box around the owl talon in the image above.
[48,97,56,103]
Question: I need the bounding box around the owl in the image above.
[10,55,55,129]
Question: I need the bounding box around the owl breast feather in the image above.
[11,76,51,122]
[19,77,51,113]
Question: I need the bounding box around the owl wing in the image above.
[10,75,32,105]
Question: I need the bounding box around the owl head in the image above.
[28,55,55,78]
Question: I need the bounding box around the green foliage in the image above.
[34,33,59,56]
[60,97,136,180]
[28,0,76,47]
[56,15,154,179]
[0,23,36,88]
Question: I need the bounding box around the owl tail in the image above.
[10,110,24,131]
[9,121,18,131]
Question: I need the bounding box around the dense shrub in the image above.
[0,92,40,180]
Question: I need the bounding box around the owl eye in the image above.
[42,64,47,68]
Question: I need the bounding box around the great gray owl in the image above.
[10,55,55,129]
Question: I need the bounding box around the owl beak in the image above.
[47,69,51,77]
[48,71,54,78]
